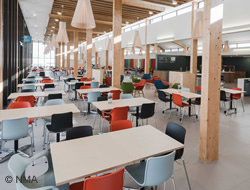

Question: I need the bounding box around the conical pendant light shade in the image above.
[139,49,143,56]
[193,10,203,39]
[106,39,112,51]
[71,0,96,29]
[223,41,230,52]
[52,34,59,48]
[56,22,69,43]
[132,31,143,49]
[130,47,135,54]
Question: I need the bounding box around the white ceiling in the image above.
[18,0,53,42]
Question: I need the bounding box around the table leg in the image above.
[136,106,139,127]
[188,99,191,117]
[230,94,233,109]
[88,103,91,114]
[75,90,77,100]
[170,94,173,109]
[14,140,18,153]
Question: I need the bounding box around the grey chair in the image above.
[22,85,36,91]
[0,118,34,162]
[125,151,176,190]
[91,81,99,88]
[8,150,69,190]
[84,91,101,119]
[120,94,137,114]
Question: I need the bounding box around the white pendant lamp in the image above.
[132,31,143,49]
[71,0,96,29]
[106,38,112,51]
[193,10,203,39]
[56,22,69,43]
[223,41,230,52]
[52,34,59,48]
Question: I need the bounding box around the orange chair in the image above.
[133,79,146,97]
[196,86,201,94]
[171,93,191,123]
[69,168,124,190]
[232,87,245,112]
[78,86,92,100]
[80,77,88,81]
[16,96,36,107]
[106,77,112,86]
[8,102,34,125]
[41,78,53,91]
[110,120,132,132]
[109,90,121,100]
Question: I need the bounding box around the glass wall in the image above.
[32,41,55,68]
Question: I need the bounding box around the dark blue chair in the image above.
[142,74,151,80]
[154,80,169,90]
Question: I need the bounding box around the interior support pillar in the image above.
[120,48,124,76]
[200,0,224,163]
[95,52,98,69]
[58,44,61,70]
[86,29,92,78]
[62,43,65,69]
[144,19,150,74]
[105,50,109,70]
[67,43,70,75]
[112,0,122,88]
[74,31,78,77]
[190,1,199,88]
[0,0,3,109]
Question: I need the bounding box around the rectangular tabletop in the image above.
[161,88,201,99]
[8,91,66,100]
[22,77,54,81]
[17,83,58,88]
[66,81,92,86]
[0,104,80,122]
[92,97,155,111]
[221,88,246,94]
[77,87,119,94]
[51,125,184,186]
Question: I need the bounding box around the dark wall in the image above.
[2,0,32,107]
[156,55,190,71]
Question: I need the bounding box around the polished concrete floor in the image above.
[1,77,250,190]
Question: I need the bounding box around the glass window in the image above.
[132,25,139,30]
[237,43,250,48]
[199,2,204,8]
[151,17,162,24]
[163,12,177,20]
[140,22,145,27]
[177,6,192,15]
[124,27,131,32]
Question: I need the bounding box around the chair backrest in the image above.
[16,96,36,107]
[44,88,56,92]
[23,85,36,90]
[196,86,201,94]
[2,118,29,140]
[8,101,32,109]
[80,85,92,90]
[182,88,190,92]
[99,85,109,88]
[88,91,101,103]
[158,90,168,102]
[172,83,180,89]
[172,93,183,107]
[91,81,99,88]
[48,93,62,100]
[120,82,134,94]
[67,78,76,82]
[165,122,186,160]
[75,82,84,90]
[109,90,121,100]
[154,80,164,89]
[83,168,124,190]
[140,103,155,119]
[106,77,112,86]
[50,112,73,132]
[110,106,129,122]
[80,77,88,81]
[45,99,65,106]
[44,84,55,89]
[120,94,133,99]
[110,120,132,132]
[220,90,227,101]
[24,80,35,84]
[21,89,35,93]
[143,151,176,187]
[232,87,242,99]
[42,78,53,83]
[142,74,151,80]
[66,126,93,140]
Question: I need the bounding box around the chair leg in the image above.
[171,176,177,190]
[154,118,157,129]
[30,136,34,156]
[30,123,35,152]
[182,159,192,190]
[241,99,245,112]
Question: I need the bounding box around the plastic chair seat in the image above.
[125,161,146,185]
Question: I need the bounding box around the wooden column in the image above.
[86,29,92,78]
[120,48,124,76]
[200,0,224,163]
[62,43,65,70]
[105,50,109,69]
[74,31,79,77]
[144,19,150,74]
[190,1,199,86]
[56,48,60,68]
[0,0,3,109]
[67,43,70,75]
[95,52,98,69]
[112,0,122,88]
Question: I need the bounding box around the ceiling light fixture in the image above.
[56,5,69,44]
[172,0,177,5]
[55,19,59,22]
[57,12,62,15]
[71,0,96,29]
[149,11,153,15]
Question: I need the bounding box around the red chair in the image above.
[16,96,36,107]
[133,79,146,97]
[171,93,191,123]
[78,86,92,100]
[41,78,53,91]
[196,86,201,94]
[106,77,112,86]
[8,102,34,125]
[102,106,129,130]
[110,120,132,132]
[69,168,124,190]
[232,87,245,112]
[109,90,121,100]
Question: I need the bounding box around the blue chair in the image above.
[154,80,169,90]
[142,74,151,80]
[91,81,99,88]
[8,150,69,190]
[120,94,137,113]
[125,151,176,189]
[85,91,101,119]
[1,118,34,162]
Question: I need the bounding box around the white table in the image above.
[51,125,184,186]
[92,97,155,126]
[17,83,58,88]
[77,87,119,94]
[8,91,66,100]
[22,77,54,82]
